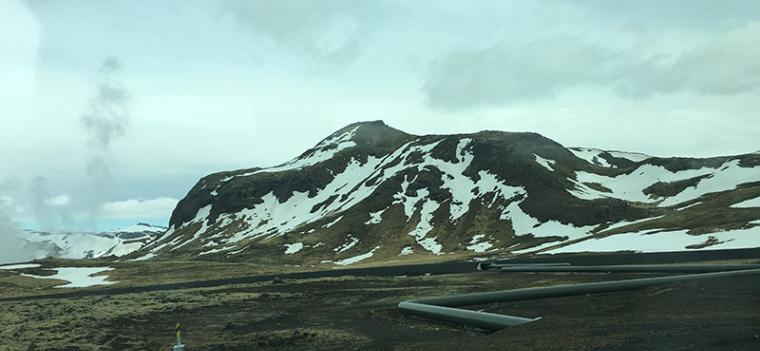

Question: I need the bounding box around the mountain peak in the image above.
[318,120,414,155]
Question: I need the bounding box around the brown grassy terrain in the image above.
[1,266,759,350]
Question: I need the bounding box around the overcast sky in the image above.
[1,0,759,231]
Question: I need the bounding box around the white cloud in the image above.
[99,197,179,220]
[45,194,71,207]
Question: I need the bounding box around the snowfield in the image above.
[17,224,164,260]
[546,226,760,254]
[21,267,116,288]
[570,159,760,207]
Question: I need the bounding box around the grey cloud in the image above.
[614,22,760,98]
[581,0,760,29]
[422,38,618,109]
[222,0,379,63]
[423,22,760,110]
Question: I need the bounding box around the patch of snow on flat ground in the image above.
[732,196,760,208]
[534,154,556,171]
[399,246,413,256]
[0,263,41,270]
[335,246,380,265]
[466,234,493,253]
[284,242,304,254]
[547,226,760,254]
[22,267,116,288]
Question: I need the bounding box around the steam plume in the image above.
[80,57,131,229]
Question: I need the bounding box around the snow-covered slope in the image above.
[18,223,165,260]
[131,121,760,264]
[568,147,653,167]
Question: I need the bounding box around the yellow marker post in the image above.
[173,322,185,351]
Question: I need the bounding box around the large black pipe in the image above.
[398,267,760,330]
[410,268,760,307]
[498,264,760,274]
[477,262,570,270]
[398,302,539,330]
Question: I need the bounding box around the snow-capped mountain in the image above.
[19,223,165,260]
[131,121,760,265]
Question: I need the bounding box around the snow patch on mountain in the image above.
[408,197,442,254]
[170,205,212,251]
[199,245,236,256]
[571,159,760,206]
[502,200,596,241]
[284,242,304,254]
[221,126,360,182]
[365,209,385,225]
[570,147,652,166]
[222,156,385,244]
[399,246,413,256]
[466,234,493,253]
[534,154,556,171]
[334,236,359,253]
[335,246,379,265]
[601,215,666,233]
[607,150,652,162]
[732,195,760,208]
[547,226,760,254]
[569,147,614,167]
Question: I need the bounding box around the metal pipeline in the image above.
[498,264,760,274]
[398,301,540,330]
[398,266,760,331]
[476,262,571,270]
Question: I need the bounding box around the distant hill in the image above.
[19,223,166,260]
[129,121,760,265]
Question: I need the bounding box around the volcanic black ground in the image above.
[1,249,759,350]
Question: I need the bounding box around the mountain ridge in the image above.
[130,121,760,265]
